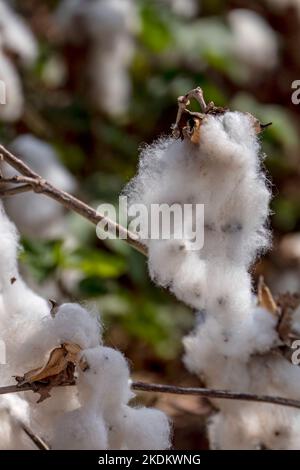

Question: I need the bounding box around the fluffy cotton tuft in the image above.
[0,0,37,65]
[56,0,139,115]
[0,1,37,122]
[124,111,271,310]
[52,406,108,450]
[0,204,171,450]
[228,9,279,71]
[0,51,24,122]
[77,346,132,412]
[3,135,77,236]
[52,303,101,349]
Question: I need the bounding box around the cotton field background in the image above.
[0,0,300,451]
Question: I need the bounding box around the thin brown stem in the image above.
[0,184,33,197]
[18,421,50,450]
[0,145,147,256]
[1,381,300,410]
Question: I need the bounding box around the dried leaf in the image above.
[257,276,279,317]
[15,343,81,403]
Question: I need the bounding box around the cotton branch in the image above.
[0,145,147,256]
[1,381,300,411]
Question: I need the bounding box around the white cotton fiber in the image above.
[0,0,37,65]
[56,0,139,115]
[124,111,271,310]
[78,346,132,413]
[52,406,108,450]
[51,303,101,349]
[0,201,171,450]
[228,9,278,71]
[4,135,77,236]
[0,1,37,123]
[120,405,171,450]
[0,51,24,122]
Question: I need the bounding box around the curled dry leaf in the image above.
[15,342,82,403]
[257,276,279,317]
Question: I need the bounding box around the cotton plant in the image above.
[124,88,271,314]
[124,86,300,449]
[56,0,139,116]
[0,0,37,122]
[0,204,171,449]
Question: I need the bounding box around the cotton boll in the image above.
[0,51,24,122]
[89,39,133,116]
[4,135,77,236]
[0,204,50,370]
[125,111,270,309]
[78,346,132,413]
[0,0,37,65]
[208,412,259,450]
[120,405,171,450]
[50,303,101,350]
[228,9,279,71]
[52,406,108,450]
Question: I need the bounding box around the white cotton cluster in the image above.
[228,9,279,72]
[3,134,77,237]
[124,100,300,449]
[53,345,171,450]
[124,111,271,311]
[0,0,37,122]
[56,0,139,116]
[0,204,171,449]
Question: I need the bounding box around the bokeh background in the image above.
[1,0,300,449]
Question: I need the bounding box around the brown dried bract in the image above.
[15,342,82,403]
[257,276,279,317]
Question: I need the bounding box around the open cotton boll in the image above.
[52,406,108,450]
[78,346,132,413]
[4,135,77,236]
[125,111,270,307]
[0,51,24,122]
[89,40,133,116]
[0,0,37,65]
[0,204,50,370]
[56,0,138,115]
[51,303,102,349]
[228,9,279,72]
[120,405,171,450]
